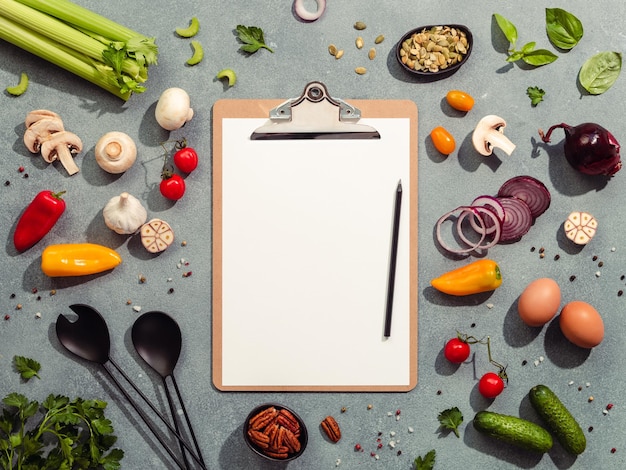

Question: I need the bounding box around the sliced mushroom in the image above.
[23,117,65,153]
[40,131,83,175]
[95,131,137,174]
[25,109,63,128]
[472,115,516,156]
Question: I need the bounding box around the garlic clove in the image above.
[141,218,175,253]
[103,192,147,234]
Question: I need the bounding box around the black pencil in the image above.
[384,180,402,338]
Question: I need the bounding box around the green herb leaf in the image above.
[413,449,436,470]
[438,406,464,438]
[522,49,558,66]
[493,13,518,45]
[546,8,583,50]
[521,41,536,54]
[527,86,546,106]
[236,25,274,54]
[13,356,41,381]
[579,51,622,95]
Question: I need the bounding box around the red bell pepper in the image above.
[14,190,66,252]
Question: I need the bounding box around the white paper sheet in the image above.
[220,117,412,387]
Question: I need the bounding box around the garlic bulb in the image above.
[103,192,147,234]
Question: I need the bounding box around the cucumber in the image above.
[529,384,586,455]
[473,410,553,453]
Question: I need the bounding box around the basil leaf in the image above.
[579,51,622,95]
[521,42,536,54]
[493,13,517,45]
[546,8,583,50]
[522,49,558,66]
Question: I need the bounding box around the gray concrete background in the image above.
[1,0,625,468]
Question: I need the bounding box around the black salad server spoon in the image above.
[55,304,206,470]
[132,311,205,469]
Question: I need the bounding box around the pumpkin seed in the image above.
[375,34,385,44]
[328,44,338,56]
[368,48,376,60]
[355,66,367,75]
[335,49,344,59]
[356,36,364,49]
[354,21,366,30]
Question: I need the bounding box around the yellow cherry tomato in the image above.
[430,126,456,155]
[446,90,475,112]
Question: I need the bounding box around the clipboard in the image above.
[212,82,418,392]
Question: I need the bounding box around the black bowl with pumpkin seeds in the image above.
[396,24,473,78]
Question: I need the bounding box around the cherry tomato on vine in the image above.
[446,90,475,112]
[444,337,471,363]
[173,146,198,173]
[160,173,186,200]
[478,372,505,398]
[430,126,456,155]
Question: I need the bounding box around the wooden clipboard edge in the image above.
[211,98,418,392]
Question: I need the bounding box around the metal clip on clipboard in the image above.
[250,81,381,140]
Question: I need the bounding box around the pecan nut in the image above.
[320,416,341,443]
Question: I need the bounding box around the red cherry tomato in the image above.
[173,147,198,173]
[430,126,456,155]
[160,174,186,200]
[478,372,505,398]
[444,337,470,363]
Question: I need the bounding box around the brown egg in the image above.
[518,278,561,327]
[559,301,604,348]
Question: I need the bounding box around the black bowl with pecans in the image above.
[396,24,473,79]
[243,403,308,461]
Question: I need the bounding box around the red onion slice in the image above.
[497,175,551,219]
[293,0,326,21]
[469,195,505,234]
[496,196,534,242]
[457,206,502,249]
[436,206,487,254]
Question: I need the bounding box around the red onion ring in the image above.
[497,175,551,219]
[469,195,505,234]
[293,0,326,21]
[436,206,487,254]
[456,206,502,250]
[496,196,534,242]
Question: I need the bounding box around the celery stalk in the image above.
[0,0,143,80]
[0,15,130,99]
[14,0,158,66]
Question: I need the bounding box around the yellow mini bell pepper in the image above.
[41,243,122,277]
[431,259,502,296]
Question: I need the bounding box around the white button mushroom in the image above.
[95,131,137,174]
[472,115,516,156]
[155,87,194,131]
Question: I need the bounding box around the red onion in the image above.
[496,197,533,242]
[436,206,487,255]
[456,206,502,250]
[497,175,551,219]
[470,195,505,233]
[293,0,326,21]
[539,122,622,176]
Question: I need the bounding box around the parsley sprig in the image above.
[236,25,274,53]
[1,356,123,469]
[438,407,464,438]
